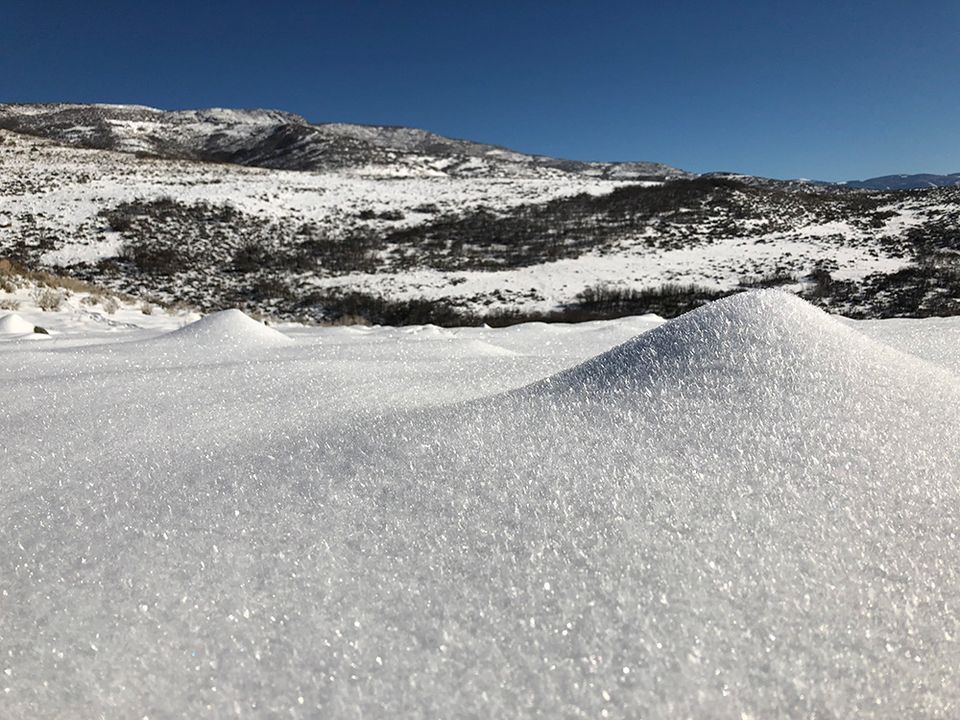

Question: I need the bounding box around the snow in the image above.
[0,274,203,356]
[303,226,911,314]
[0,128,626,267]
[158,308,294,350]
[1,292,959,718]
[854,315,960,374]
[5,127,952,318]
[40,234,127,267]
[0,313,37,336]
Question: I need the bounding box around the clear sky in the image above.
[4,0,959,180]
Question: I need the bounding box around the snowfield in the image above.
[4,123,958,320]
[2,291,960,718]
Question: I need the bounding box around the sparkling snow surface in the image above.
[2,292,959,718]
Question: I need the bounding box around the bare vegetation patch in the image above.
[32,287,64,311]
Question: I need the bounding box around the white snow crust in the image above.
[1,292,959,718]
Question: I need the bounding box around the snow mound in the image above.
[162,309,293,349]
[0,313,38,335]
[0,313,49,341]
[488,290,960,485]
[537,289,915,394]
[325,290,960,714]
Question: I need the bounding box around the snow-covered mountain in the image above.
[1,104,959,323]
[0,103,688,180]
[842,173,960,190]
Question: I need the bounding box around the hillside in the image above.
[843,173,960,190]
[0,103,688,180]
[1,105,959,323]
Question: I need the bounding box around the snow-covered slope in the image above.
[0,126,633,309]
[317,120,687,179]
[0,103,689,180]
[2,293,959,717]
[1,105,959,322]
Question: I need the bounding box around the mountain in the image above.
[842,173,960,190]
[0,103,959,324]
[0,103,688,181]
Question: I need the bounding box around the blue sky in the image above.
[3,0,959,180]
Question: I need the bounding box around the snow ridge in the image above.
[0,103,688,180]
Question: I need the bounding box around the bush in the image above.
[410,203,440,214]
[306,291,481,327]
[232,240,269,273]
[807,265,834,298]
[121,243,190,275]
[247,275,295,301]
[104,211,135,233]
[738,270,797,288]
[575,282,731,318]
[297,283,735,328]
[33,287,64,312]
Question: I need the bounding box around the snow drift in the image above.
[538,287,907,393]
[1,292,959,719]
[159,308,293,349]
[0,313,38,336]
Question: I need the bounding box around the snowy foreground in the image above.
[2,291,960,718]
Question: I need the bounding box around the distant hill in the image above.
[0,103,689,181]
[842,173,960,190]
